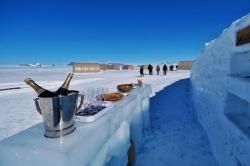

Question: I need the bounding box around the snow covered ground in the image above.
[0,66,219,165]
[0,66,189,141]
[136,79,219,166]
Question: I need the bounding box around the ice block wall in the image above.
[191,13,250,166]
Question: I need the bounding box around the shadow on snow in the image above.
[136,78,219,166]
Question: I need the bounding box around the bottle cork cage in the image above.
[236,25,250,46]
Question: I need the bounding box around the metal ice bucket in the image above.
[34,90,83,138]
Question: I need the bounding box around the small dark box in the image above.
[236,25,250,46]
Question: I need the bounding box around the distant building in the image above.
[178,60,194,70]
[100,64,108,71]
[122,65,134,70]
[73,63,101,73]
[106,64,120,70]
[100,64,120,71]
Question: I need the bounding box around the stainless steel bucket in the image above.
[34,90,83,138]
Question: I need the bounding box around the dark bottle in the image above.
[55,72,74,96]
[24,78,56,97]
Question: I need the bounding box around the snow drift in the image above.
[191,13,250,165]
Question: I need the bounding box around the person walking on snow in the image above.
[156,65,160,75]
[148,64,153,75]
[163,64,168,75]
[140,65,144,77]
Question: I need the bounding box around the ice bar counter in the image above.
[0,85,152,166]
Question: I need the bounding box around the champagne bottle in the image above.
[55,72,74,96]
[24,78,56,97]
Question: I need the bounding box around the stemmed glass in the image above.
[96,87,108,106]
[79,87,110,115]
[86,87,109,103]
[82,88,93,108]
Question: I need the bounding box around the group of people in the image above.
[140,64,168,77]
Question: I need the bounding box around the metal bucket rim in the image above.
[35,90,80,100]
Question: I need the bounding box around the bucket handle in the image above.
[34,98,42,115]
[77,94,84,113]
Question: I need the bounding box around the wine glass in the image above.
[96,88,102,106]
[90,88,96,106]
[104,87,108,95]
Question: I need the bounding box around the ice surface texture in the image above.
[191,13,250,165]
[0,85,151,166]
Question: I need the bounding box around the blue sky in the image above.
[0,0,249,65]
